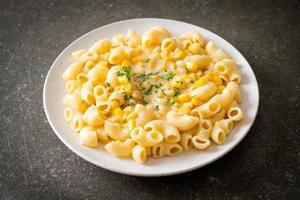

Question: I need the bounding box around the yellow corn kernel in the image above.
[178,105,192,115]
[132,56,142,64]
[160,65,167,71]
[173,79,186,89]
[152,74,160,81]
[186,61,198,72]
[118,76,129,84]
[110,100,120,110]
[218,85,225,93]
[189,73,197,81]
[191,96,203,107]
[212,75,223,86]
[123,106,134,114]
[126,119,136,130]
[173,50,185,60]
[124,85,132,94]
[178,94,191,103]
[192,75,209,89]
[148,59,155,68]
[113,107,123,118]
[157,90,165,98]
[206,72,213,80]
[188,43,203,54]
[121,59,132,67]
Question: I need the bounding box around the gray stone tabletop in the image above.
[0,0,299,199]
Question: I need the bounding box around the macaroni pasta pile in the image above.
[62,26,243,164]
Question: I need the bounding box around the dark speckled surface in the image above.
[0,0,299,199]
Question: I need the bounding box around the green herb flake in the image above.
[154,83,162,89]
[135,71,159,82]
[123,93,133,102]
[155,105,160,111]
[105,82,111,87]
[142,85,154,95]
[176,80,184,85]
[173,87,181,97]
[159,72,176,81]
[117,67,131,81]
[140,97,148,105]
[168,97,176,105]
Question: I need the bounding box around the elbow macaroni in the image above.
[166,111,199,131]
[144,120,181,143]
[131,144,147,164]
[130,127,163,147]
[79,126,98,147]
[62,26,244,164]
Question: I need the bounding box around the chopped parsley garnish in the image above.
[141,83,163,96]
[159,72,176,81]
[164,88,181,105]
[173,87,181,97]
[161,89,167,96]
[176,80,184,85]
[168,97,176,105]
[154,83,162,89]
[117,67,131,81]
[123,92,133,102]
[142,85,154,95]
[140,97,148,105]
[135,71,159,82]
[155,105,160,111]
[105,82,111,87]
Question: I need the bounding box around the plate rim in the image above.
[43,18,260,177]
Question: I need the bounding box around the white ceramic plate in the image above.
[43,18,259,176]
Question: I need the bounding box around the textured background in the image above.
[0,0,299,199]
